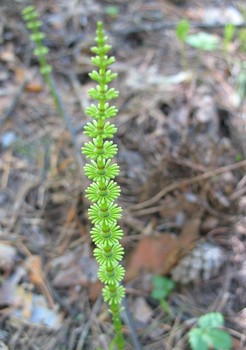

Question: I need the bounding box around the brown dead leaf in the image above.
[64,206,76,226]
[14,67,41,90]
[14,66,27,83]
[179,218,200,253]
[26,255,54,308]
[126,234,177,281]
[126,218,200,281]
[232,337,243,349]
[25,82,44,93]
[26,255,44,286]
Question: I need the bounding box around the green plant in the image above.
[186,32,220,52]
[151,275,175,314]
[176,19,190,70]
[21,4,84,168]
[236,61,246,106]
[175,20,220,69]
[189,312,232,350]
[105,5,119,18]
[235,153,244,162]
[176,19,190,43]
[223,23,235,51]
[81,22,125,349]
[21,7,53,85]
[21,5,62,117]
[238,28,246,52]
[20,8,236,349]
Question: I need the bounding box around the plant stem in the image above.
[82,22,126,348]
[111,303,124,349]
[181,43,188,71]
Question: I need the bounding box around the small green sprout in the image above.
[223,23,235,50]
[189,312,232,350]
[235,153,243,162]
[176,19,190,70]
[176,19,190,43]
[105,5,119,18]
[151,276,175,313]
[236,62,246,105]
[238,28,246,52]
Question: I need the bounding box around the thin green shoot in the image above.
[151,275,175,315]
[176,19,190,70]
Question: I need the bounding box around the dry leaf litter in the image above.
[0,0,246,349]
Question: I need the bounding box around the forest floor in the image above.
[0,0,246,349]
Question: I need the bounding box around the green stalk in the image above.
[112,302,124,349]
[82,22,125,349]
[21,6,61,118]
[181,43,188,71]
[21,5,85,173]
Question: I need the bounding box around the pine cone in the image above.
[171,242,225,284]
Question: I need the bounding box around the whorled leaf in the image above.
[94,242,124,265]
[88,202,122,225]
[91,223,123,245]
[86,180,120,203]
[84,160,119,181]
[84,120,117,139]
[103,285,125,305]
[98,263,125,284]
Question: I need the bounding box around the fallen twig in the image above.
[130,160,246,211]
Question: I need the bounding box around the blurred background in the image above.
[0,0,246,349]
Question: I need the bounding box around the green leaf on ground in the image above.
[198,312,224,329]
[189,312,232,350]
[189,328,208,350]
[203,328,232,350]
[151,276,175,300]
[186,32,220,51]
